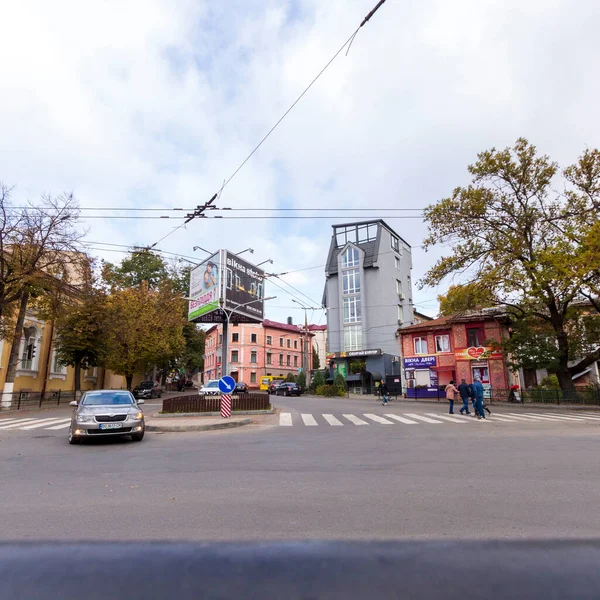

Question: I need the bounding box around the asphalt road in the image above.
[1,395,600,541]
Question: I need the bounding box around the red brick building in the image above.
[204,319,313,388]
[399,313,515,397]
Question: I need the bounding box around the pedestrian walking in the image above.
[468,382,477,417]
[457,378,471,415]
[380,380,390,406]
[444,380,459,414]
[472,376,486,420]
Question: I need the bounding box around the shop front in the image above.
[454,347,506,398]
[404,355,440,398]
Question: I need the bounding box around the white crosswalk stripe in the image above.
[425,413,467,424]
[343,414,369,425]
[404,413,443,424]
[0,418,38,429]
[21,418,71,430]
[363,414,394,424]
[301,414,318,426]
[503,413,546,422]
[487,414,521,422]
[0,418,23,425]
[44,421,72,430]
[384,414,418,424]
[279,413,293,426]
[524,412,592,422]
[323,414,344,426]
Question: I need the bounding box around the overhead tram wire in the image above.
[142,0,390,251]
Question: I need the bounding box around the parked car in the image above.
[133,380,162,400]
[199,380,221,395]
[235,382,249,394]
[68,390,145,444]
[268,378,286,394]
[275,382,301,397]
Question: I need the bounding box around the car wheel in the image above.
[131,429,145,442]
[68,427,80,445]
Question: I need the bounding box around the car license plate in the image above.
[99,423,122,430]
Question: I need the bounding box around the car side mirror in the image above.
[137,399,145,405]
[69,401,78,407]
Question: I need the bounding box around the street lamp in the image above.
[292,298,313,376]
[236,248,254,256]
[256,258,273,267]
[192,245,214,255]
[220,296,276,379]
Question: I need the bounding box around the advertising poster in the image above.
[223,251,265,322]
[188,252,221,322]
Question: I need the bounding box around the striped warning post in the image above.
[221,394,232,418]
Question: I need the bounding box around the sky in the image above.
[1,0,599,326]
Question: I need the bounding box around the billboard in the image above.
[223,251,265,322]
[188,252,221,321]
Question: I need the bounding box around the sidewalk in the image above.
[145,415,252,433]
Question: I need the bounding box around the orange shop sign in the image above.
[455,347,503,361]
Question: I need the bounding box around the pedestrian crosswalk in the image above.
[0,416,71,432]
[277,411,600,428]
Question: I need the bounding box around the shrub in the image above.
[286,372,295,383]
[316,384,336,397]
[333,372,347,396]
[296,371,306,391]
[539,374,560,390]
[311,370,326,391]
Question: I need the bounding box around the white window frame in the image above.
[343,269,360,295]
[435,334,451,353]
[395,256,400,270]
[250,372,257,384]
[396,279,402,294]
[414,337,428,355]
[391,235,400,253]
[342,247,359,268]
[84,366,98,382]
[231,349,239,363]
[397,305,403,322]
[250,351,257,364]
[343,296,361,323]
[266,335,272,345]
[344,325,362,352]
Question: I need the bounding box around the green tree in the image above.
[286,372,295,383]
[102,249,168,290]
[102,282,185,389]
[438,283,497,316]
[333,372,347,396]
[311,370,326,391]
[295,371,306,390]
[421,139,600,391]
[312,346,320,370]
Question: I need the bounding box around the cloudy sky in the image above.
[1,0,599,324]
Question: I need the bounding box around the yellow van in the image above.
[260,376,285,391]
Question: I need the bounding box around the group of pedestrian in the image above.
[444,377,490,420]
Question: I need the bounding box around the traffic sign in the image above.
[218,376,236,394]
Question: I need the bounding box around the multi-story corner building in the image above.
[322,220,413,390]
[307,324,327,369]
[203,319,313,388]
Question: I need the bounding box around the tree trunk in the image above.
[74,358,81,393]
[125,374,133,390]
[555,329,575,393]
[5,291,29,385]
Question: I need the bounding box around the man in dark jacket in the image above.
[457,379,471,415]
[380,380,389,406]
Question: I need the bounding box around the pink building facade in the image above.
[203,319,313,389]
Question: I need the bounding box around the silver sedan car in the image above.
[68,390,145,444]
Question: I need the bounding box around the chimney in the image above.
[287,316,293,325]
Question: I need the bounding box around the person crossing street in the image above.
[457,379,471,415]
[444,380,459,414]
[380,380,390,406]
[472,376,486,419]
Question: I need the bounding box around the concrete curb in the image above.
[146,418,252,433]
[153,409,274,418]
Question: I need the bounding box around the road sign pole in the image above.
[221,394,231,418]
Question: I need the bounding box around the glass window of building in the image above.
[467,327,485,347]
[344,326,362,351]
[250,351,257,363]
[287,338,291,348]
[251,333,257,343]
[286,355,291,366]
[395,256,400,270]
[266,352,272,365]
[231,350,239,363]
[294,340,298,349]
[279,353,284,365]
[391,235,400,252]
[279,337,284,347]
[414,337,428,354]
[342,247,359,268]
[435,335,451,353]
[266,336,272,345]
[250,372,257,383]
[343,269,360,295]
[397,305,403,322]
[396,279,402,294]
[343,296,361,323]
[294,355,298,367]
[232,333,239,342]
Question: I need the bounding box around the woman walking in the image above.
[445,380,459,414]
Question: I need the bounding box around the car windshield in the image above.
[207,381,219,388]
[81,392,134,406]
[139,382,154,389]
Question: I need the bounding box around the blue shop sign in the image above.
[403,356,437,368]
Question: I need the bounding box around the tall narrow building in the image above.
[322,220,413,391]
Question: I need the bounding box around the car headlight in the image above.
[129,412,143,420]
[77,414,93,423]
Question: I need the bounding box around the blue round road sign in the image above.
[218,376,236,394]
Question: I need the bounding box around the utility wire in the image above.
[8,206,426,212]
[143,0,389,250]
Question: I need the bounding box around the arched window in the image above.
[19,325,41,372]
[342,246,359,268]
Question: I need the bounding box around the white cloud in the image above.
[1,0,599,323]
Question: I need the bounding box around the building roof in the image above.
[307,324,327,331]
[262,319,314,335]
[399,308,509,333]
[413,309,434,321]
[399,315,452,333]
[325,219,411,277]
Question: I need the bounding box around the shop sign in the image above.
[403,356,437,368]
[327,349,382,359]
[455,347,503,361]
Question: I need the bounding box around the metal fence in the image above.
[489,387,600,405]
[162,393,271,413]
[0,390,77,411]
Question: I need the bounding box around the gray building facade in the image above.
[322,220,413,391]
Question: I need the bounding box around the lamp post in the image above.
[292,299,311,377]
[220,296,276,380]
